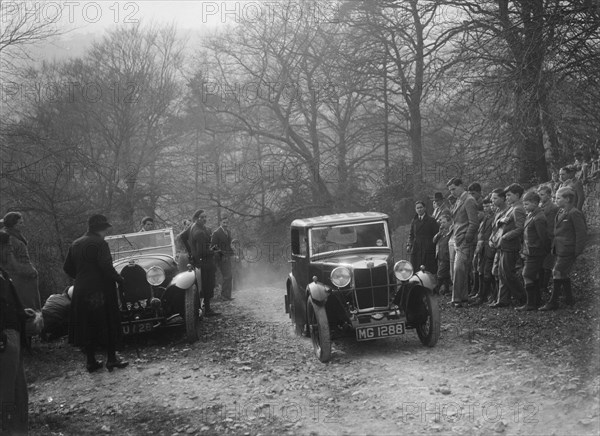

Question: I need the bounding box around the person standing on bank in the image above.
[432,192,449,222]
[517,191,550,311]
[189,210,220,316]
[491,184,526,308]
[539,187,587,311]
[63,214,129,373]
[537,185,559,297]
[446,178,479,307]
[407,201,439,274]
[558,166,585,211]
[0,212,41,325]
[470,198,495,305]
[1,234,43,434]
[211,216,235,301]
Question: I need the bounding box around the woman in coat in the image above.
[407,201,439,274]
[0,212,41,315]
[63,214,129,372]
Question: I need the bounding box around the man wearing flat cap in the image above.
[432,192,449,222]
[63,214,129,372]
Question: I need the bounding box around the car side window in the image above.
[291,228,307,257]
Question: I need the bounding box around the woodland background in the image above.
[1,0,598,298]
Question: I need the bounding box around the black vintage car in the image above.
[285,212,440,362]
[106,228,202,343]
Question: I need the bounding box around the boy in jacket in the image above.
[539,187,587,311]
[516,191,550,311]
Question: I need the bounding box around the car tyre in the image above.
[307,295,331,363]
[416,291,440,347]
[185,285,202,343]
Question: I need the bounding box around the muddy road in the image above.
[26,276,599,435]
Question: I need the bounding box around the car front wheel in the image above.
[185,285,202,343]
[416,291,440,347]
[307,296,331,363]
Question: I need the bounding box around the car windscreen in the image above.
[309,222,389,256]
[107,230,174,261]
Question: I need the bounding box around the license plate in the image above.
[356,322,405,341]
[122,322,154,335]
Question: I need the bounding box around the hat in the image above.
[434,192,444,201]
[88,214,112,232]
[2,212,22,228]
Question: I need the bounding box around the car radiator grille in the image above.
[353,265,390,310]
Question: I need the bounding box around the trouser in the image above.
[498,250,525,304]
[216,255,233,299]
[198,260,216,300]
[522,255,545,285]
[483,246,496,281]
[451,241,474,303]
[448,237,456,284]
[0,329,28,434]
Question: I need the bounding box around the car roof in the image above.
[291,212,389,228]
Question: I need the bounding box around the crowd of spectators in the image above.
[420,162,590,311]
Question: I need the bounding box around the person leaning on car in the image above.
[189,209,220,317]
[63,214,129,373]
[446,177,479,307]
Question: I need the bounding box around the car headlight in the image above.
[146,266,165,286]
[330,266,351,288]
[394,260,413,281]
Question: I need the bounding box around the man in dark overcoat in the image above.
[63,214,128,372]
[407,201,439,274]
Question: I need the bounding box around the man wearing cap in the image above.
[432,192,449,222]
[63,214,129,372]
[446,177,479,307]
[189,210,220,316]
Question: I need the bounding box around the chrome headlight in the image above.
[146,266,165,286]
[330,266,351,288]
[394,260,413,281]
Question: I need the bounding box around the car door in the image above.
[290,227,309,330]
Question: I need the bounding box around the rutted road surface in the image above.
[27,279,599,435]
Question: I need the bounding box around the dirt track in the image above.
[26,276,600,435]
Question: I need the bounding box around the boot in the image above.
[470,275,488,306]
[204,299,221,317]
[539,279,562,311]
[516,283,538,311]
[562,278,574,306]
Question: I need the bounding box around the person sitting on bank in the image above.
[40,286,73,341]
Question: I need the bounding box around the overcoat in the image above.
[0,228,40,311]
[408,214,439,273]
[63,231,123,348]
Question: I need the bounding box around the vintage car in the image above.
[285,212,440,362]
[106,228,202,343]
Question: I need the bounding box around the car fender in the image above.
[307,281,331,304]
[169,270,196,290]
[408,270,437,292]
[287,273,300,297]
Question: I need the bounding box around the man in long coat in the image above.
[63,214,128,372]
[407,201,439,274]
[211,216,235,300]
